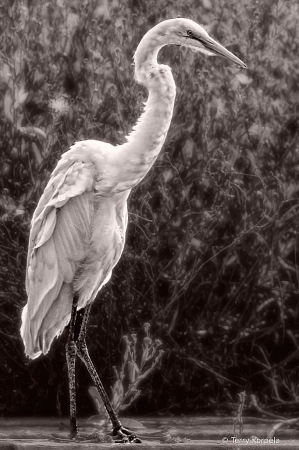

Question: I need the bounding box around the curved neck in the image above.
[133,29,163,80]
[113,36,176,192]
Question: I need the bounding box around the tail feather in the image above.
[20,283,73,358]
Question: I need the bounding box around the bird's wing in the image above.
[22,139,122,357]
[27,157,97,294]
[29,158,95,252]
[26,138,119,289]
[23,158,98,357]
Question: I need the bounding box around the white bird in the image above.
[20,18,246,443]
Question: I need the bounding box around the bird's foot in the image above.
[113,426,142,443]
[70,431,81,441]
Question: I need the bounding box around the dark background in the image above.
[0,0,299,418]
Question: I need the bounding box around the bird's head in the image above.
[136,18,246,70]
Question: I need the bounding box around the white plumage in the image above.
[21,140,129,357]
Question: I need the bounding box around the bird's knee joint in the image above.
[66,340,77,355]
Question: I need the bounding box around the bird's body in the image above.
[21,141,129,357]
[20,18,246,442]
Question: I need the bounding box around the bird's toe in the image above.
[113,426,142,443]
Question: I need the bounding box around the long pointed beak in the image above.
[194,35,247,68]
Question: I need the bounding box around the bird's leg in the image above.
[65,296,79,440]
[76,303,141,443]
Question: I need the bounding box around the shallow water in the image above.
[0,415,298,441]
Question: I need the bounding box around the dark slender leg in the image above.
[65,296,78,439]
[76,304,120,429]
[76,303,141,443]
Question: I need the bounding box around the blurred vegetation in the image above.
[88,323,163,418]
[0,0,299,418]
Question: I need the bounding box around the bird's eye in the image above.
[187,30,193,37]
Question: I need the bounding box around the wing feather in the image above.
[21,153,98,358]
[34,208,57,249]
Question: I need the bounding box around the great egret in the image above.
[21,18,246,443]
